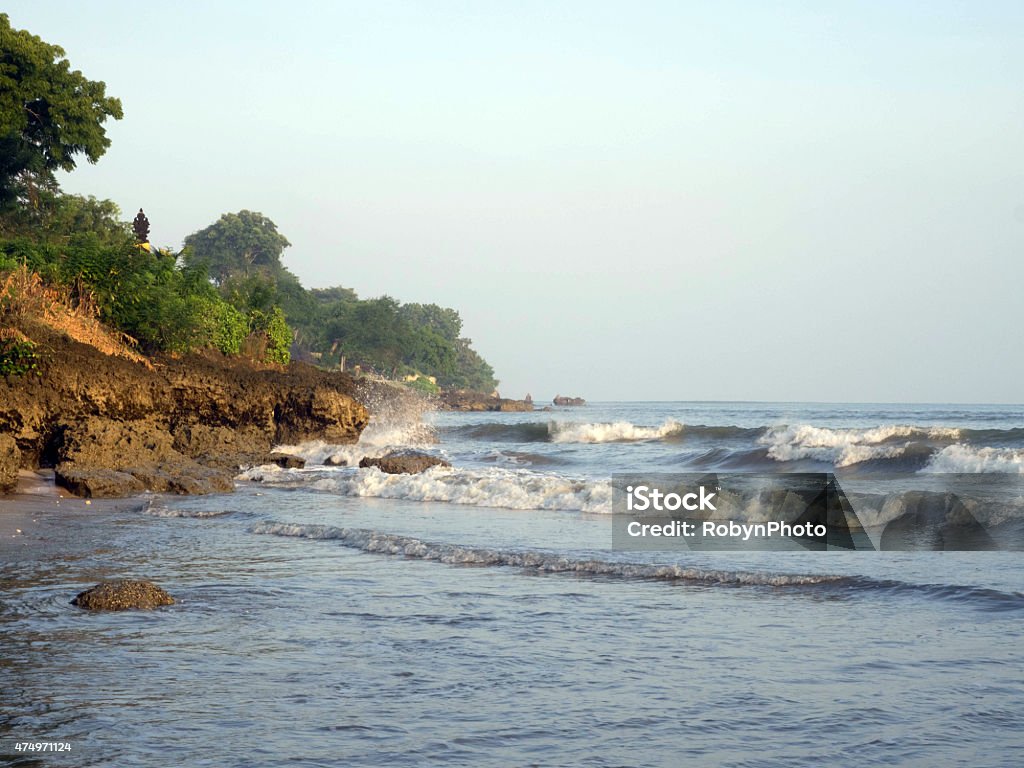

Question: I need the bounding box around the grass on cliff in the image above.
[0,265,152,368]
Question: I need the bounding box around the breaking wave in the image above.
[759,425,963,468]
[250,523,1024,610]
[549,420,685,443]
[242,465,612,513]
[924,445,1024,474]
[445,420,691,443]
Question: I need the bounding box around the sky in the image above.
[6,1,1024,402]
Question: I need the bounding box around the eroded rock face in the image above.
[0,324,369,497]
[71,580,175,610]
[0,434,18,492]
[359,451,451,474]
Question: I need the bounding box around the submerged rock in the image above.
[359,451,450,474]
[71,580,175,610]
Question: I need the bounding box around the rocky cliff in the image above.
[0,322,368,496]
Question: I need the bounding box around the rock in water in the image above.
[72,580,175,610]
[265,452,306,469]
[359,451,450,474]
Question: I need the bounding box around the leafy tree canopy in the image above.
[182,210,291,284]
[0,14,123,208]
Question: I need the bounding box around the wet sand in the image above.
[0,471,149,559]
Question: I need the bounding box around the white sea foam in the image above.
[549,420,684,443]
[271,409,436,468]
[250,522,841,586]
[305,466,613,513]
[924,445,1024,474]
[759,424,961,467]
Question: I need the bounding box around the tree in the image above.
[398,303,462,343]
[182,210,291,284]
[0,14,123,209]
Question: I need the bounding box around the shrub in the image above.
[0,335,39,376]
[406,375,440,395]
[208,301,247,356]
[247,306,291,365]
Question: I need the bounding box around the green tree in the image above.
[182,210,291,284]
[398,303,462,343]
[0,14,123,209]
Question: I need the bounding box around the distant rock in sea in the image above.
[439,390,533,412]
[553,395,586,406]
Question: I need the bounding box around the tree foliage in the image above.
[0,14,123,209]
[182,210,291,284]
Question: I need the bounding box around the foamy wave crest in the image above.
[550,420,684,443]
[924,445,1024,474]
[308,466,612,513]
[143,506,236,518]
[759,424,961,467]
[250,523,840,586]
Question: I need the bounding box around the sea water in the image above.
[2,401,1023,766]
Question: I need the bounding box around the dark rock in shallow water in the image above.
[72,580,175,610]
[359,451,450,474]
[55,465,145,498]
[0,434,19,492]
[265,452,305,469]
[324,454,347,466]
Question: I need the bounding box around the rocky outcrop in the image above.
[0,323,368,497]
[553,395,586,406]
[359,451,450,474]
[439,390,533,412]
[72,580,175,610]
[0,434,18,492]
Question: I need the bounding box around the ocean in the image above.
[2,401,1023,767]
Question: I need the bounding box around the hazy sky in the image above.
[7,1,1023,402]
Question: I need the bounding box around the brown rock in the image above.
[265,452,305,469]
[359,451,450,474]
[0,322,369,497]
[55,465,145,498]
[439,390,533,412]
[0,434,19,492]
[72,580,175,610]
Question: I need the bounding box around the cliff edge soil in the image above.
[0,322,368,496]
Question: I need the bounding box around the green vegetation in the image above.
[0,14,122,211]
[0,336,38,376]
[0,15,497,387]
